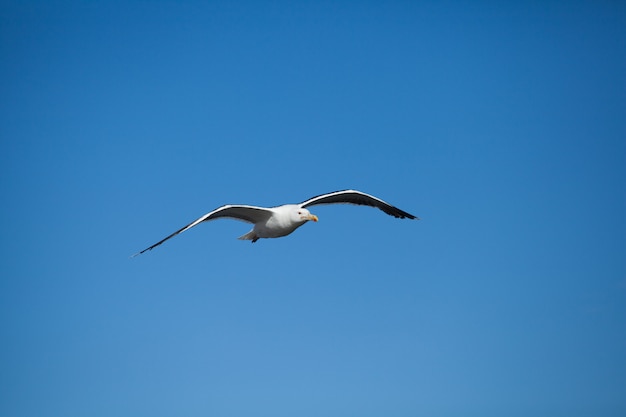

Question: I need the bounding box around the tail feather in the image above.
[238,230,259,243]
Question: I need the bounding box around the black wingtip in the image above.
[131,243,160,258]
[130,249,147,258]
[384,206,418,220]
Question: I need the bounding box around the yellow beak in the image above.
[308,214,319,222]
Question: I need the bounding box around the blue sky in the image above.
[1,1,625,416]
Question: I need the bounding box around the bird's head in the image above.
[294,207,318,223]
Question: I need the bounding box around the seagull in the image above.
[133,189,418,256]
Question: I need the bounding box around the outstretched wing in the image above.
[300,189,418,219]
[133,205,274,256]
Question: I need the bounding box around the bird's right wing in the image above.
[300,189,418,219]
[132,205,273,256]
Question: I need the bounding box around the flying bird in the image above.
[133,189,418,256]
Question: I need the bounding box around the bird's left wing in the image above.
[132,205,273,256]
[300,189,418,219]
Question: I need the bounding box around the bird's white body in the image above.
[133,190,417,256]
[239,205,312,242]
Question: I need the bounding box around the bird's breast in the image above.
[255,213,304,238]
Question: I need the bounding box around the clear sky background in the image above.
[1,1,625,416]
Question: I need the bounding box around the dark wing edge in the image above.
[131,205,273,257]
[300,189,418,219]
